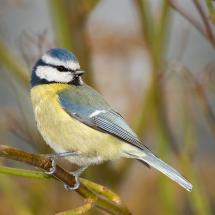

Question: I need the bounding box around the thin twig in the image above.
[168,0,215,47]
[192,0,215,45]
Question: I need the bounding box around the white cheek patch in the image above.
[42,54,80,71]
[35,66,74,83]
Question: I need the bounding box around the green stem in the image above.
[0,166,50,179]
[205,0,215,24]
[80,179,121,205]
[49,0,73,49]
[135,0,154,51]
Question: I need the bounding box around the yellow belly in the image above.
[31,84,124,165]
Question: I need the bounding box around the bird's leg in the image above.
[64,165,89,191]
[45,152,88,190]
[56,152,80,158]
[45,155,57,175]
[45,151,80,175]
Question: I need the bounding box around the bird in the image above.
[30,48,192,191]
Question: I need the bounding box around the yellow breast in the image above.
[30,83,123,165]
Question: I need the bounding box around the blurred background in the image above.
[0,0,215,214]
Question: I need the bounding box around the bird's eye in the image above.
[57,66,66,71]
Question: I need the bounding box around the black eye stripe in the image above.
[56,65,67,71]
[39,61,70,72]
[39,59,76,72]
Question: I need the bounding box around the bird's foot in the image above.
[64,173,80,191]
[45,151,79,175]
[45,154,57,175]
[64,165,88,191]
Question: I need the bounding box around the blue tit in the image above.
[30,48,192,191]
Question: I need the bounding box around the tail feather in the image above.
[124,147,192,191]
[141,152,192,191]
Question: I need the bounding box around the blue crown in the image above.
[47,48,78,62]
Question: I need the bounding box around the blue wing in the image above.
[58,85,144,150]
[58,85,193,191]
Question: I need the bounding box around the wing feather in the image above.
[58,87,145,150]
[58,86,192,191]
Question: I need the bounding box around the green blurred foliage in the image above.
[0,0,215,214]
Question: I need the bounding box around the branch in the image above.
[0,166,50,179]
[168,0,215,48]
[192,0,215,45]
[0,145,131,215]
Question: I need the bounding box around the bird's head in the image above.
[31,48,84,87]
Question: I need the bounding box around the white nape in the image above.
[42,54,80,71]
[89,110,107,118]
[35,66,74,83]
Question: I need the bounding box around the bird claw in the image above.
[63,166,88,191]
[44,152,78,175]
[43,153,88,190]
[45,155,57,175]
[64,174,80,191]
